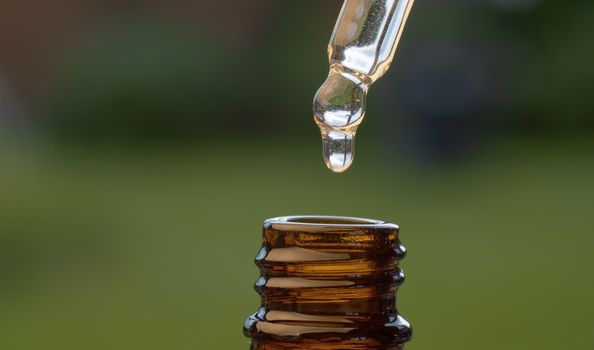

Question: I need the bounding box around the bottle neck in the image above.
[258,222,405,315]
[245,216,412,349]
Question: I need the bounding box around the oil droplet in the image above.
[320,128,356,173]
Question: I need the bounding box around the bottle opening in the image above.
[276,215,383,226]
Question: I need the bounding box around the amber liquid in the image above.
[244,216,411,349]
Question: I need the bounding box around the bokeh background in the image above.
[1,0,593,349]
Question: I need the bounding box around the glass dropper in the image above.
[313,0,415,173]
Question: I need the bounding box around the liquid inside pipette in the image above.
[313,67,367,173]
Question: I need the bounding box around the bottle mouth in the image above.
[268,215,385,227]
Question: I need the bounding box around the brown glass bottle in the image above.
[244,216,412,349]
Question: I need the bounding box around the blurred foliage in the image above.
[45,17,230,143]
[43,7,329,144]
[503,1,594,128]
[41,1,594,146]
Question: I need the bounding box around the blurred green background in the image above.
[1,1,593,349]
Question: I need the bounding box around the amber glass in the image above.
[244,216,411,349]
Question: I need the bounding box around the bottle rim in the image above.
[265,215,398,230]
